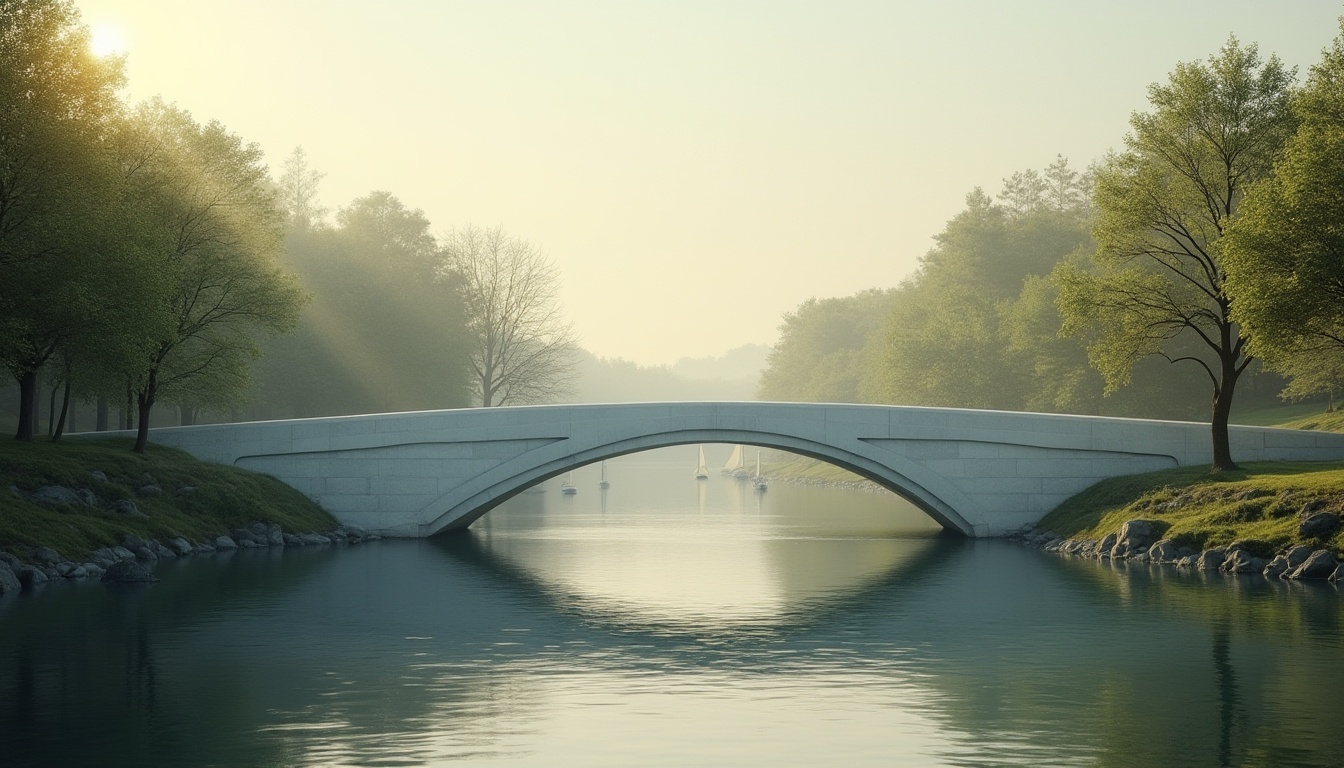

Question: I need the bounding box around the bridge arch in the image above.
[426,429,978,536]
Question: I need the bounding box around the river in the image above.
[2,446,1343,767]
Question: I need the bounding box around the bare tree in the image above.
[441,225,577,406]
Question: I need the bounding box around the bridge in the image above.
[127,402,1344,538]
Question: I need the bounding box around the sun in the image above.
[88,23,126,57]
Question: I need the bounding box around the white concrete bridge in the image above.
[132,403,1344,538]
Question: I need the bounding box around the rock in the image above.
[0,552,20,568]
[135,485,162,498]
[1176,555,1198,569]
[1285,546,1314,569]
[1257,556,1290,581]
[1298,512,1341,540]
[192,541,217,554]
[1097,532,1118,558]
[213,535,238,550]
[175,486,196,497]
[231,528,259,545]
[110,546,136,562]
[1221,549,1263,574]
[101,560,158,583]
[121,534,147,551]
[1331,564,1344,582]
[265,524,284,546]
[1301,498,1329,516]
[54,561,76,576]
[8,484,20,497]
[32,547,62,566]
[89,548,117,568]
[140,473,158,486]
[1113,519,1161,559]
[1148,540,1180,563]
[13,564,48,587]
[1288,550,1338,580]
[0,563,20,595]
[63,565,88,579]
[237,538,263,549]
[169,537,194,556]
[134,546,157,564]
[81,563,105,578]
[151,543,175,560]
[89,470,108,482]
[110,499,144,517]
[283,533,303,547]
[1196,549,1226,571]
[300,533,331,546]
[33,485,92,506]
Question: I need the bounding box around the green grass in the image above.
[762,452,873,485]
[1037,461,1344,555]
[1230,400,1329,427]
[1277,410,1344,433]
[0,437,336,563]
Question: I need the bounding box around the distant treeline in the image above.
[761,27,1344,461]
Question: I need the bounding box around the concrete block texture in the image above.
[123,402,1344,539]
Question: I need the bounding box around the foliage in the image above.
[1223,22,1344,405]
[276,146,328,231]
[1037,461,1344,555]
[0,437,335,562]
[120,100,306,450]
[0,0,150,441]
[757,289,896,403]
[253,192,470,417]
[442,224,577,407]
[1056,38,1297,469]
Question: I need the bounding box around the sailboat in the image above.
[599,460,610,489]
[560,470,578,494]
[721,444,750,478]
[753,449,768,492]
[694,445,709,480]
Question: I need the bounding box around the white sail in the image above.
[695,445,709,479]
[721,444,745,474]
[600,460,610,488]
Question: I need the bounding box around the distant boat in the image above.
[695,445,709,480]
[599,460,610,489]
[753,449,768,492]
[721,444,750,478]
[561,471,578,495]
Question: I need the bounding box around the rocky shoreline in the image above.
[1014,514,1344,583]
[1,475,376,596]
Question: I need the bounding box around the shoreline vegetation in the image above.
[0,437,373,593]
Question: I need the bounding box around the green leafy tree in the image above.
[254,191,470,417]
[1223,22,1344,409]
[757,289,896,403]
[0,0,141,441]
[1056,38,1296,470]
[123,100,305,452]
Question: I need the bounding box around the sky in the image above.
[72,0,1343,366]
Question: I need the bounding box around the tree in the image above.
[254,190,470,417]
[1056,38,1297,470]
[122,100,305,452]
[0,0,142,441]
[276,146,328,231]
[1223,22,1344,408]
[441,224,577,407]
[757,289,896,403]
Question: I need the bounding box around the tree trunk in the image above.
[133,373,158,453]
[1211,358,1241,472]
[123,382,133,430]
[52,381,71,441]
[47,383,58,436]
[14,369,38,442]
[179,404,196,426]
[96,397,109,431]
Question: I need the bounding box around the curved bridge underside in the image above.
[129,402,1344,538]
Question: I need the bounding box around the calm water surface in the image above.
[3,449,1344,766]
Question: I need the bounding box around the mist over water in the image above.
[2,448,1343,766]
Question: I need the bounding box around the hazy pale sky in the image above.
[73,0,1341,366]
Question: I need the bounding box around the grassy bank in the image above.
[0,437,336,562]
[1036,461,1344,556]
